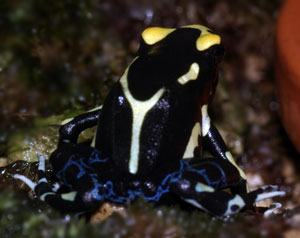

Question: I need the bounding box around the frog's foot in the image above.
[170,180,285,216]
[229,186,285,216]
[14,153,50,196]
[14,153,100,213]
[250,185,285,217]
[263,202,282,217]
[251,185,285,203]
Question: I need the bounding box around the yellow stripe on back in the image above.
[120,58,165,174]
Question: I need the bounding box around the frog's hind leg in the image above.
[169,159,285,216]
[49,141,110,180]
[14,153,103,213]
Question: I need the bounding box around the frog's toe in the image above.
[14,153,53,197]
[170,178,285,216]
[263,202,282,217]
[52,182,61,192]
[14,174,37,191]
[14,153,47,191]
[252,185,286,203]
[260,185,279,192]
[36,152,46,171]
[15,153,102,213]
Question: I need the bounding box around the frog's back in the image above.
[95,25,224,176]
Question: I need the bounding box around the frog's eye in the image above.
[141,27,175,45]
[182,25,221,51]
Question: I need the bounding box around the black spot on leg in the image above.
[231,204,239,212]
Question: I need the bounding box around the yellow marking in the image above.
[196,34,221,51]
[177,63,200,85]
[195,182,215,192]
[91,134,96,147]
[225,151,247,180]
[181,24,211,31]
[185,199,209,213]
[256,191,286,203]
[142,27,175,45]
[61,191,77,201]
[38,178,47,183]
[61,117,73,125]
[182,24,221,51]
[120,60,165,174]
[87,105,103,112]
[40,192,56,201]
[201,105,210,136]
[14,174,36,191]
[142,25,220,51]
[224,195,245,215]
[183,122,201,159]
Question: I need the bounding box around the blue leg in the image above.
[49,142,111,188]
[15,144,131,213]
[169,158,285,216]
[15,153,104,213]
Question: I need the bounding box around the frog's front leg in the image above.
[201,105,248,192]
[59,106,101,144]
[169,159,285,216]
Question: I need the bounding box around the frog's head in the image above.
[132,25,224,103]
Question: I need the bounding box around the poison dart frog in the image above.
[15,25,285,216]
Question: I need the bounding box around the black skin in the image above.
[21,26,281,215]
[95,29,225,177]
[58,110,100,144]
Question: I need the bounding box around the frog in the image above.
[14,25,285,216]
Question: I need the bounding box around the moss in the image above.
[0,190,263,238]
[5,109,96,164]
